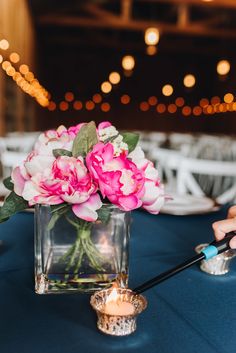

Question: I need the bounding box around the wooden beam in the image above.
[137,0,236,10]
[38,14,236,39]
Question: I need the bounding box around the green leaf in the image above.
[0,191,28,223]
[121,132,139,153]
[97,206,111,224]
[3,176,14,191]
[72,121,98,158]
[53,149,72,158]
[48,204,70,230]
[50,203,69,214]
[47,212,62,230]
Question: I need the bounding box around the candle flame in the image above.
[106,287,118,303]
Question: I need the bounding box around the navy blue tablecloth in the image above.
[0,207,236,353]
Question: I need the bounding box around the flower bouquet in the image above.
[0,121,165,293]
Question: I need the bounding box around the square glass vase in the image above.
[34,204,130,294]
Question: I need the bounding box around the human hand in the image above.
[212,205,236,249]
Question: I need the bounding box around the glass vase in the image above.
[34,204,130,294]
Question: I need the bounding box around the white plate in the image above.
[160,194,216,215]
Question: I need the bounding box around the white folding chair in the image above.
[1,151,28,178]
[176,157,236,204]
[149,147,184,192]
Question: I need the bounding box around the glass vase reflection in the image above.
[34,204,130,294]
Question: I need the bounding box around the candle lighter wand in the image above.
[133,231,236,294]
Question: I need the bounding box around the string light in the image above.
[9,52,20,63]
[168,104,177,113]
[211,96,220,105]
[217,60,230,75]
[199,98,209,107]
[122,55,135,71]
[92,94,102,103]
[156,103,166,113]
[109,72,121,85]
[182,106,192,116]
[85,100,95,110]
[65,92,74,102]
[193,106,202,116]
[148,96,158,106]
[0,39,9,50]
[162,84,173,96]
[140,102,149,111]
[144,28,160,46]
[224,93,234,103]
[101,102,111,112]
[146,45,157,56]
[73,101,83,110]
[121,94,131,104]
[59,101,69,111]
[183,74,196,88]
[101,81,112,94]
[2,61,11,70]
[48,101,56,111]
[175,97,185,107]
[19,64,29,75]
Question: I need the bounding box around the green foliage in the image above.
[72,121,98,158]
[53,149,72,158]
[0,191,28,223]
[3,177,14,191]
[97,206,111,224]
[48,204,70,230]
[121,132,139,153]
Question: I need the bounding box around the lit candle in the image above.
[103,287,135,316]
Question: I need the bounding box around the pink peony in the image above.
[11,155,102,221]
[128,146,165,214]
[86,142,145,211]
[34,124,84,156]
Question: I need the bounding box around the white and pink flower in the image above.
[10,121,165,221]
[12,154,102,221]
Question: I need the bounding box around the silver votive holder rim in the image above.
[90,288,147,336]
[195,243,236,275]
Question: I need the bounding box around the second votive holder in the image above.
[195,243,236,275]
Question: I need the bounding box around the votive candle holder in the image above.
[90,288,147,336]
[195,243,236,275]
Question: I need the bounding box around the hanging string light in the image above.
[121,55,135,71]
[183,74,196,88]
[144,28,160,46]
[217,60,230,76]
[0,37,50,107]
[162,84,174,96]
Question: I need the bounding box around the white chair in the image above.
[1,151,28,178]
[149,147,184,192]
[176,157,236,204]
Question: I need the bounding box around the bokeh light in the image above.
[144,28,160,45]
[101,81,112,94]
[217,60,230,75]
[183,74,196,88]
[122,55,135,71]
[109,72,121,85]
[162,84,173,96]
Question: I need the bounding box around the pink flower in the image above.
[129,146,165,214]
[86,142,145,211]
[34,125,76,156]
[12,155,102,221]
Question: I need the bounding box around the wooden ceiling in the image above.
[30,0,236,40]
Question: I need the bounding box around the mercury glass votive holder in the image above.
[90,288,147,336]
[195,243,236,275]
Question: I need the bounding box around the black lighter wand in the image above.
[133,231,236,294]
